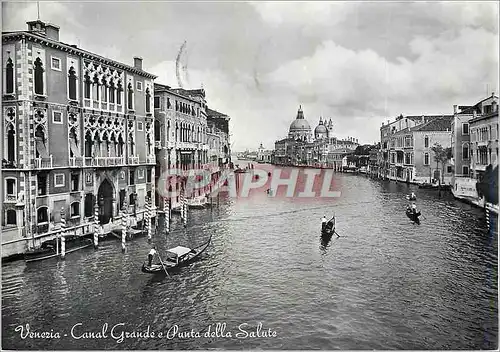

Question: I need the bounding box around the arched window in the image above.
[109,80,115,104]
[462,143,469,160]
[37,207,48,224]
[127,83,133,110]
[101,78,108,102]
[34,125,47,158]
[6,124,15,162]
[145,88,151,113]
[6,209,17,225]
[424,135,429,148]
[69,128,79,158]
[116,81,123,105]
[34,57,44,95]
[68,66,77,100]
[167,121,170,141]
[84,73,91,99]
[117,134,124,157]
[92,74,100,101]
[129,193,135,205]
[6,58,14,94]
[102,132,109,157]
[84,132,93,157]
[128,133,135,156]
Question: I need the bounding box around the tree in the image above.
[431,143,452,185]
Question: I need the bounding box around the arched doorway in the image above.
[98,178,114,224]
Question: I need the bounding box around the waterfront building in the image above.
[2,20,157,258]
[274,106,359,168]
[153,84,208,207]
[450,94,497,202]
[468,94,499,181]
[206,108,231,168]
[378,114,453,184]
[257,143,272,163]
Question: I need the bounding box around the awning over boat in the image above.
[167,246,192,257]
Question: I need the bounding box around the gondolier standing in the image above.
[148,246,157,267]
[322,215,327,231]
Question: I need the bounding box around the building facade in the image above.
[153,84,209,207]
[378,114,453,184]
[469,94,499,181]
[2,20,157,257]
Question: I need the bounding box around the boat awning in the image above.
[167,246,192,257]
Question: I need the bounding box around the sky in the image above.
[3,1,499,151]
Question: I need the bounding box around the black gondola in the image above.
[141,234,212,274]
[405,208,421,224]
[321,216,336,235]
[25,235,93,263]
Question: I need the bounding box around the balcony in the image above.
[34,156,53,169]
[155,141,162,149]
[69,157,84,167]
[83,157,125,167]
[166,141,176,148]
[4,194,17,203]
[147,155,156,164]
[128,156,139,165]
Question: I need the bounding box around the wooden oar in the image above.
[156,252,170,277]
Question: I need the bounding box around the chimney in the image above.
[133,57,143,70]
[473,110,477,118]
[492,92,495,98]
[453,105,457,114]
[45,23,60,41]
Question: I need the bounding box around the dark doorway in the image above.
[98,179,114,224]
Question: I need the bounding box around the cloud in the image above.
[250,2,357,27]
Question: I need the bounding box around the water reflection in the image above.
[2,169,497,350]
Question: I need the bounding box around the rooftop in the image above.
[413,115,453,132]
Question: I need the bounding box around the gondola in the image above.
[141,234,212,274]
[405,208,421,225]
[321,216,336,235]
[405,194,417,201]
[25,235,93,263]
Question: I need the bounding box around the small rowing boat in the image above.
[141,234,212,274]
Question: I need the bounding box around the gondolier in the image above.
[148,246,157,267]
[321,215,327,230]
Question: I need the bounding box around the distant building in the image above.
[257,143,272,163]
[274,106,359,167]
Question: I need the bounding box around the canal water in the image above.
[2,165,497,350]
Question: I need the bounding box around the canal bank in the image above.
[2,169,497,350]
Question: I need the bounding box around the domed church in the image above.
[288,105,312,142]
[314,117,333,140]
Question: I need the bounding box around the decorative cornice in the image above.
[3,31,157,79]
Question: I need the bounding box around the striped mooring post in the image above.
[164,197,170,234]
[121,205,127,253]
[486,207,490,231]
[60,207,66,260]
[145,197,152,242]
[181,190,188,227]
[93,202,99,249]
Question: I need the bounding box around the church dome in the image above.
[288,105,311,133]
[314,124,327,134]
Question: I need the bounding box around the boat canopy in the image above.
[167,246,192,257]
